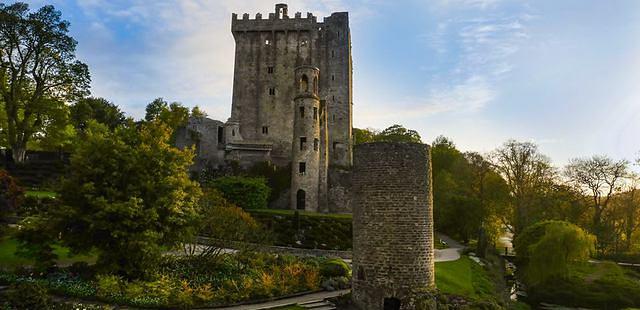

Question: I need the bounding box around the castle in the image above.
[176,4,353,213]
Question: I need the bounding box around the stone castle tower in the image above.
[352,143,436,310]
[228,3,352,168]
[177,4,354,212]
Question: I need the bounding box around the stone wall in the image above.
[351,142,435,310]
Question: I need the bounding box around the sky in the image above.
[18,0,640,167]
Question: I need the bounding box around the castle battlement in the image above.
[231,11,318,32]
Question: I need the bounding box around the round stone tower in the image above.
[352,142,435,310]
[291,66,321,211]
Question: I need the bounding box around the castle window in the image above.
[298,162,306,174]
[267,66,274,74]
[217,127,224,144]
[331,50,335,58]
[265,39,271,45]
[332,95,335,101]
[313,107,318,120]
[333,141,340,150]
[300,74,309,92]
[301,39,308,46]
[262,126,269,134]
[314,138,319,151]
[296,189,306,209]
[299,106,305,118]
[337,31,341,39]
[232,129,235,136]
[300,137,307,150]
[357,266,366,280]
[383,298,401,310]
[269,87,276,95]
[331,75,335,81]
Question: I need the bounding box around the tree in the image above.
[190,105,207,118]
[353,127,378,145]
[514,221,595,285]
[0,3,90,162]
[21,121,201,278]
[70,97,125,131]
[184,188,264,262]
[375,124,422,143]
[145,98,190,131]
[490,140,556,235]
[564,155,629,251]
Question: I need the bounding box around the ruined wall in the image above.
[174,117,226,171]
[352,142,435,310]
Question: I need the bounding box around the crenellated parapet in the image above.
[231,5,318,32]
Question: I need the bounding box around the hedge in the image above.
[248,209,352,251]
[209,176,270,209]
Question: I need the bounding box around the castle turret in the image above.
[291,66,325,211]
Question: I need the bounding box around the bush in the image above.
[210,176,270,209]
[5,282,52,309]
[320,259,351,278]
[249,209,352,250]
[0,170,24,220]
[20,196,59,216]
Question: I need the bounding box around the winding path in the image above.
[434,234,464,262]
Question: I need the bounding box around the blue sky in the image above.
[20,0,640,167]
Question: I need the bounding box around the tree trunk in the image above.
[12,144,26,163]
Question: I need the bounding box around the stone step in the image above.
[299,299,336,309]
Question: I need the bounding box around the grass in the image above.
[25,190,57,199]
[247,208,353,219]
[0,236,97,268]
[435,256,496,300]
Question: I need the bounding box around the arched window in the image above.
[313,76,318,93]
[300,75,309,92]
[296,189,306,210]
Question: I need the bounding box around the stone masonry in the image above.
[178,4,353,213]
[352,142,435,310]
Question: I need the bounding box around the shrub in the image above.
[320,259,351,278]
[210,176,270,209]
[20,196,58,216]
[6,281,52,309]
[0,169,24,221]
[249,209,352,250]
[21,122,203,279]
[96,274,123,299]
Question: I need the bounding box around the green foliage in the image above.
[431,136,509,245]
[515,221,595,285]
[189,188,266,260]
[527,262,640,308]
[0,2,90,162]
[353,124,421,145]
[246,161,291,203]
[210,176,270,209]
[5,281,52,309]
[249,209,352,250]
[70,97,126,131]
[320,259,351,278]
[144,98,190,130]
[18,121,202,279]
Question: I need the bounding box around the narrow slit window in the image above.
[265,39,271,45]
[269,87,276,95]
[267,66,274,74]
[299,106,305,118]
[313,107,318,120]
[314,138,319,151]
[300,137,307,151]
[299,162,306,174]
[331,75,335,81]
[262,126,269,134]
[331,50,335,58]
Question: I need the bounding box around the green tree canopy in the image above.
[514,220,595,285]
[0,3,90,162]
[353,124,421,145]
[20,121,202,278]
[144,98,190,131]
[70,97,126,131]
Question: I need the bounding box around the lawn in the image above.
[25,190,57,199]
[435,256,496,300]
[247,208,353,219]
[0,236,96,268]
